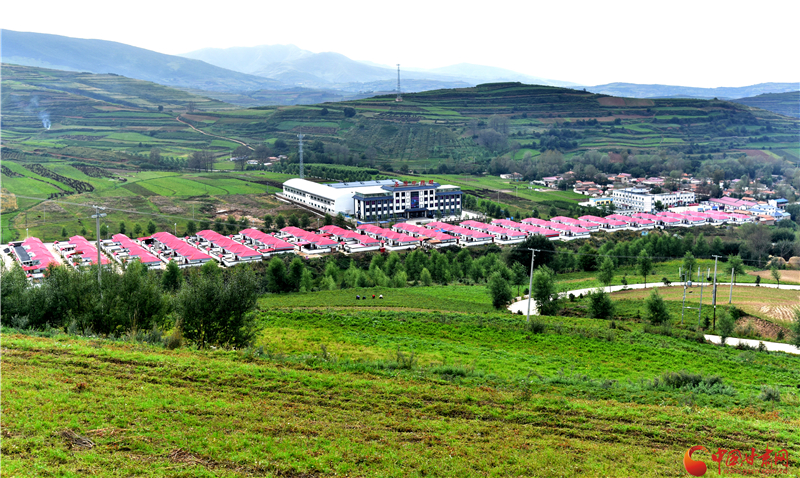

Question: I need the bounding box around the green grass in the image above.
[3,301,799,477]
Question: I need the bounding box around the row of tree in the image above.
[1,260,259,349]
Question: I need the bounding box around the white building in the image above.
[612,188,695,212]
[282,178,462,221]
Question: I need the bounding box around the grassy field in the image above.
[3,285,799,476]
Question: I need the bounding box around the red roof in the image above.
[111,234,160,264]
[66,235,110,265]
[151,232,213,261]
[197,230,261,258]
[240,228,294,251]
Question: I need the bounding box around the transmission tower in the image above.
[297,134,304,179]
[396,64,402,102]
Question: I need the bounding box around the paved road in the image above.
[509,282,800,355]
[703,335,799,355]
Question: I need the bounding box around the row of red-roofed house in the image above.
[4,237,60,279]
[54,236,111,269]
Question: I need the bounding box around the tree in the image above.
[488,271,513,309]
[147,221,157,235]
[637,249,653,288]
[162,260,183,292]
[693,233,709,258]
[771,266,781,288]
[644,289,670,325]
[177,265,259,349]
[133,223,143,237]
[343,107,356,118]
[275,215,286,230]
[420,268,433,287]
[597,256,615,292]
[265,257,287,293]
[300,215,310,229]
[335,213,347,228]
[717,308,736,342]
[99,224,109,239]
[725,255,745,283]
[531,266,559,316]
[506,235,556,272]
[548,206,558,218]
[186,220,197,237]
[791,308,800,348]
[578,244,598,271]
[232,145,251,171]
[510,261,527,296]
[588,289,614,320]
[288,214,300,228]
[324,213,333,226]
[263,214,273,230]
[149,148,162,166]
[61,227,68,238]
[118,222,127,235]
[288,257,305,292]
[682,252,696,282]
[710,236,724,256]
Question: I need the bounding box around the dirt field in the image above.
[748,269,800,283]
[611,285,800,324]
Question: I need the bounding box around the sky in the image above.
[2,0,798,87]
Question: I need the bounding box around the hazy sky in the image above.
[3,0,798,87]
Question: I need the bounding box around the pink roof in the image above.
[240,228,295,251]
[606,214,655,226]
[393,223,456,242]
[357,224,418,243]
[579,215,608,224]
[280,227,338,247]
[111,234,160,264]
[196,230,261,258]
[18,237,59,272]
[521,217,551,227]
[151,232,213,261]
[67,236,110,265]
[426,221,492,240]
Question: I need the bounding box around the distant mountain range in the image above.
[0,30,283,92]
[181,45,578,89]
[2,30,798,108]
[582,82,800,100]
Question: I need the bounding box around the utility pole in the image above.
[712,255,722,330]
[697,266,703,327]
[297,134,305,179]
[729,270,735,304]
[526,248,540,324]
[91,206,106,285]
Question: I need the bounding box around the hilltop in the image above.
[731,92,800,119]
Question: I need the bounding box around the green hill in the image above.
[731,91,800,118]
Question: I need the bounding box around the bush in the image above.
[758,385,781,402]
[526,318,546,334]
[653,370,736,396]
[717,309,736,343]
[644,289,670,325]
[587,289,614,320]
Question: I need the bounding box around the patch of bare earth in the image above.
[149,197,185,215]
[736,316,791,340]
[747,270,800,282]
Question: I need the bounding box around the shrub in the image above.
[758,385,781,402]
[644,289,670,325]
[163,328,183,350]
[717,309,736,344]
[588,289,614,320]
[526,318,546,334]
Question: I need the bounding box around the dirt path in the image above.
[175,116,253,151]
